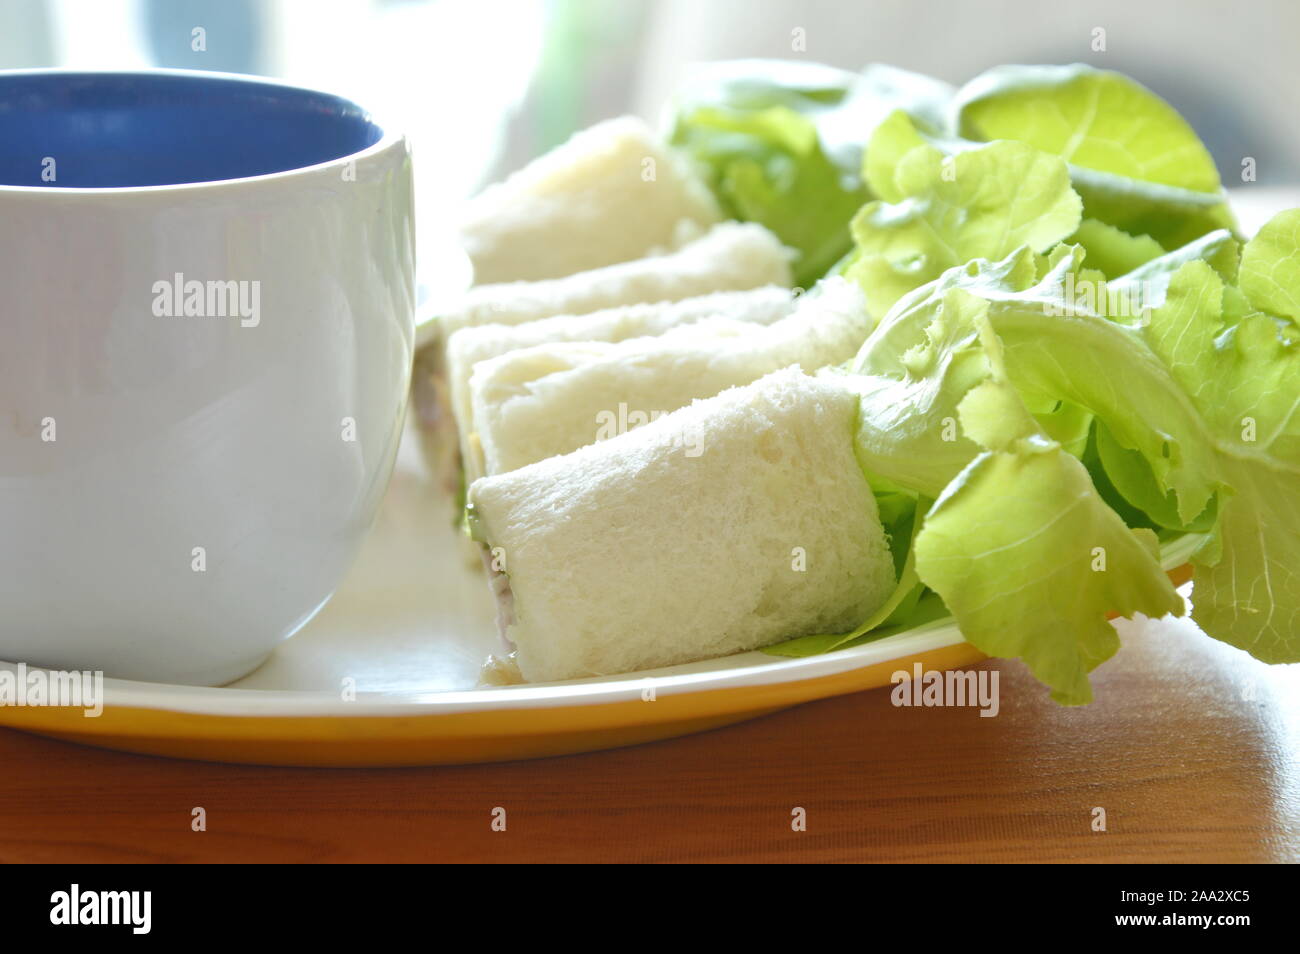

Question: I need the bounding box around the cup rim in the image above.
[0,66,405,196]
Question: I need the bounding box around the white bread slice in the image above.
[438,222,793,339]
[466,367,894,683]
[469,277,871,476]
[446,286,794,480]
[411,225,790,513]
[458,116,723,284]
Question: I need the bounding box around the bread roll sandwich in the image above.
[413,222,793,497]
[458,116,723,284]
[446,286,795,482]
[465,277,871,478]
[465,367,895,682]
[438,221,792,339]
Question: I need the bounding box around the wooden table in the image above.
[1,607,1295,864]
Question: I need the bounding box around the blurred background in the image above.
[2,0,1297,246]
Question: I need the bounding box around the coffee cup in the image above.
[0,69,415,685]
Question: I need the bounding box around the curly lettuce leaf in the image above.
[954,64,1237,249]
[1141,240,1300,659]
[671,104,867,285]
[1238,208,1300,325]
[850,252,1040,497]
[1066,219,1165,279]
[1109,227,1239,294]
[1069,169,1237,250]
[1091,420,1217,533]
[690,59,1297,701]
[955,64,1221,191]
[861,109,931,204]
[666,61,954,287]
[846,116,1082,317]
[847,211,1300,701]
[917,378,1183,705]
[848,271,1185,702]
[666,60,951,171]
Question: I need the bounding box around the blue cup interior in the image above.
[0,71,384,188]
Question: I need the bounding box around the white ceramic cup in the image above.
[0,69,415,685]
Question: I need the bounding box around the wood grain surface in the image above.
[1,608,1296,864]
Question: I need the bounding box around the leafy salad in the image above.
[669,60,1299,704]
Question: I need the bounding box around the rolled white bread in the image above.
[458,116,723,284]
[438,222,793,339]
[468,277,871,477]
[466,367,895,683]
[447,286,795,479]
[413,222,791,499]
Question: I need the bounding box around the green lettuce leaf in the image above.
[846,116,1082,317]
[917,377,1183,705]
[1068,168,1237,250]
[671,104,867,285]
[1142,238,1300,660]
[1238,208,1300,325]
[1109,227,1240,294]
[954,64,1237,249]
[955,64,1221,191]
[847,262,1187,702]
[665,60,950,172]
[861,109,932,204]
[666,61,954,287]
[846,211,1300,701]
[1091,420,1217,533]
[675,59,1298,703]
[1066,219,1165,279]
